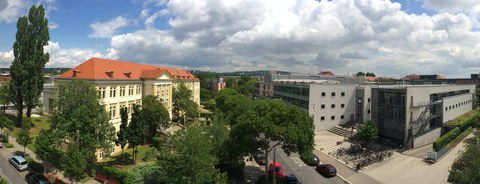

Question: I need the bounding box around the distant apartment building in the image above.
[213,78,226,94]
[44,58,200,158]
[255,73,475,149]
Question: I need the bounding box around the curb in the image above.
[336,173,352,184]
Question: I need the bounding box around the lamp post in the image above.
[273,148,277,184]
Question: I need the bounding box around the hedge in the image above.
[458,114,480,131]
[26,157,43,173]
[5,142,13,148]
[433,127,461,151]
[96,165,129,183]
[448,127,473,149]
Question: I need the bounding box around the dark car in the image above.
[25,172,50,184]
[316,164,336,177]
[306,154,320,166]
[284,174,301,184]
[254,149,266,165]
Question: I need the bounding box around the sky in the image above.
[1,0,480,78]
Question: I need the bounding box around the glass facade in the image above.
[374,88,406,142]
[273,84,309,109]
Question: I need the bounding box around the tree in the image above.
[357,121,378,143]
[172,83,198,124]
[16,119,32,157]
[142,95,170,140]
[50,79,115,174]
[215,88,251,125]
[229,99,314,180]
[10,5,50,126]
[200,88,214,102]
[0,176,8,184]
[124,163,164,184]
[62,143,87,184]
[116,107,129,166]
[448,133,480,183]
[35,129,61,173]
[225,77,238,89]
[0,113,13,135]
[0,84,9,114]
[127,104,146,165]
[157,126,227,183]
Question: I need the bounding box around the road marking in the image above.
[291,157,306,167]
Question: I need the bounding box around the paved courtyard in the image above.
[362,133,473,184]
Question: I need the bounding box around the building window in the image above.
[321,92,325,97]
[331,92,335,97]
[445,107,448,111]
[331,104,335,108]
[368,98,371,102]
[321,116,325,121]
[341,104,345,108]
[110,86,116,97]
[321,104,325,109]
[367,109,371,114]
[341,115,344,119]
[128,86,134,95]
[120,86,126,97]
[98,87,106,99]
[331,116,335,120]
[109,106,116,118]
[136,85,141,94]
[341,92,345,96]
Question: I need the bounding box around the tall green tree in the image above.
[0,84,9,114]
[50,79,115,174]
[124,163,164,184]
[157,126,227,183]
[9,5,50,126]
[62,143,87,184]
[35,129,61,173]
[142,95,170,139]
[17,119,32,156]
[116,107,128,166]
[215,88,251,125]
[357,121,378,143]
[127,104,146,165]
[0,113,13,135]
[172,83,198,124]
[229,100,314,180]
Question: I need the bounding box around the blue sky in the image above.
[1,0,480,78]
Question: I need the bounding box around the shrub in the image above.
[26,157,43,173]
[151,136,167,149]
[142,148,158,162]
[433,127,461,151]
[96,165,129,183]
[448,127,474,149]
[5,142,13,148]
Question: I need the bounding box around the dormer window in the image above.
[124,72,131,78]
[73,70,81,77]
[106,71,114,78]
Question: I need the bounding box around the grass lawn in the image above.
[98,145,153,171]
[6,115,51,139]
[445,110,479,126]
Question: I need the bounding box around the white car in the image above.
[0,142,3,148]
[9,155,29,171]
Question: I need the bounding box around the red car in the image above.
[316,164,337,177]
[268,162,285,178]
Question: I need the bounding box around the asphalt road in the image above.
[0,156,27,184]
[268,147,347,184]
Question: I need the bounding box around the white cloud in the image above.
[44,41,106,67]
[89,16,129,38]
[0,50,14,67]
[96,0,480,77]
[0,0,27,23]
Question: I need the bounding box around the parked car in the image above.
[254,149,266,165]
[9,155,29,171]
[268,162,285,178]
[316,164,336,177]
[25,172,50,184]
[0,141,3,148]
[306,154,320,166]
[284,174,301,184]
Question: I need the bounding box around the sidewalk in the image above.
[0,135,99,184]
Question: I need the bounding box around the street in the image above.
[268,147,347,184]
[0,154,27,184]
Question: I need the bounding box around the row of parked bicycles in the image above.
[330,143,395,170]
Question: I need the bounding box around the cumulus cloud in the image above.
[0,50,14,68]
[89,16,129,38]
[0,0,27,23]
[423,0,480,14]
[45,41,106,67]
[93,0,480,77]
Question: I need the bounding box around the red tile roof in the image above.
[140,70,171,79]
[0,75,11,82]
[319,71,335,75]
[56,58,198,81]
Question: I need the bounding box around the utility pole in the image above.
[273,148,277,184]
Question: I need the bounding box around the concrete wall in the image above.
[309,84,357,131]
[413,127,441,148]
[443,94,473,123]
